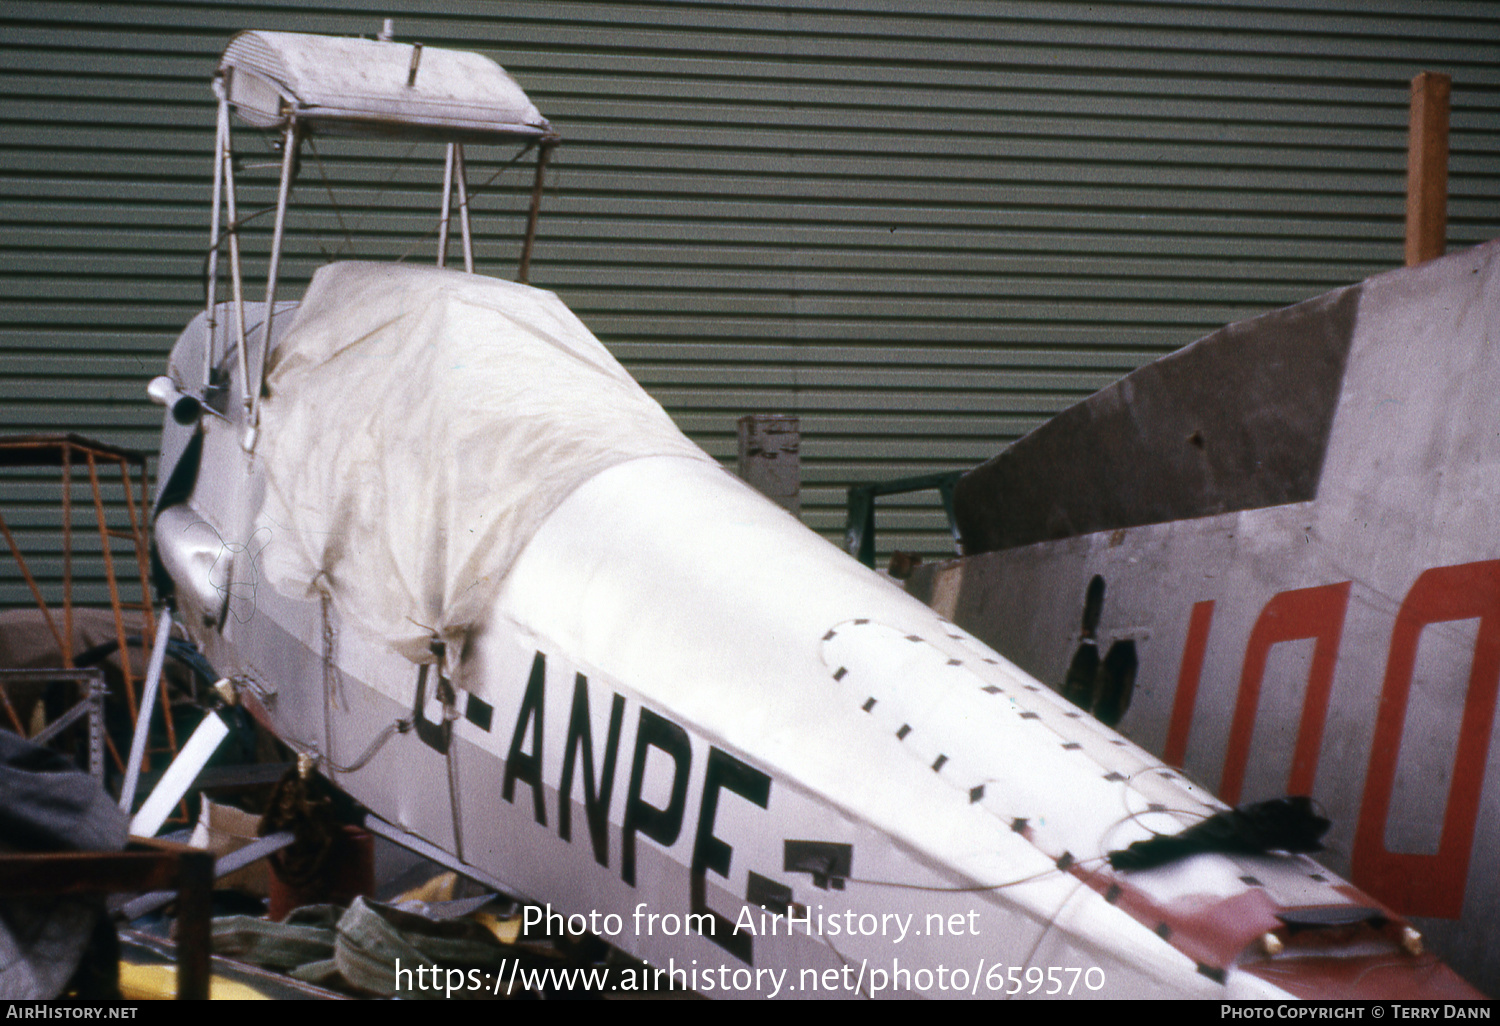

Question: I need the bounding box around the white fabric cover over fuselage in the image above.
[255,262,713,662]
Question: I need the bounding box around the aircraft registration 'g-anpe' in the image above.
[149,28,1483,1000]
[910,239,1500,997]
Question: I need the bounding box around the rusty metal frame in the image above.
[0,434,171,775]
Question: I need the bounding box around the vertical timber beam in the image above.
[175,846,214,999]
[1405,71,1451,267]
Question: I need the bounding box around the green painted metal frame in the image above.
[844,470,964,568]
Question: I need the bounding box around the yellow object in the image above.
[394,871,522,945]
[472,910,522,946]
[395,870,458,905]
[119,961,270,1000]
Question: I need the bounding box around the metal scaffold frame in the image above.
[0,433,174,778]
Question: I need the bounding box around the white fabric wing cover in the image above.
[255,262,713,662]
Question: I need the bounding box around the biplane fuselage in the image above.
[148,29,1483,999]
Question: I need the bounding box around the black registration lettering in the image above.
[621,708,691,887]
[558,673,625,867]
[502,652,548,826]
[692,747,771,963]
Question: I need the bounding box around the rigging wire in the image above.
[395,140,539,265]
[199,136,541,285]
[307,138,357,260]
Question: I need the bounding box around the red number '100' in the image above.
[1165,560,1500,920]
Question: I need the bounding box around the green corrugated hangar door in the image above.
[1,1,1497,607]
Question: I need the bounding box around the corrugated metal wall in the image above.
[2,0,1498,608]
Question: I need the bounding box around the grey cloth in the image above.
[0,731,129,998]
[0,731,128,853]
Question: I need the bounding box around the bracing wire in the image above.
[307,138,356,260]
[395,140,539,264]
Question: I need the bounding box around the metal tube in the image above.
[0,514,65,655]
[0,686,24,736]
[119,831,296,921]
[130,711,229,837]
[204,95,229,388]
[251,120,300,443]
[120,457,156,654]
[517,142,553,284]
[119,607,173,813]
[87,676,103,779]
[454,143,473,273]
[222,120,251,423]
[30,698,91,747]
[61,443,72,664]
[437,142,455,268]
[364,813,512,892]
[117,451,171,752]
[406,44,423,88]
[87,452,136,722]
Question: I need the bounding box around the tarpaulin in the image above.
[255,262,712,662]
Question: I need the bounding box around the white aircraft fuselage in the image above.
[151,265,1481,1000]
[146,29,1483,999]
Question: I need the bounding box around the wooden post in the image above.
[737,414,800,518]
[1405,71,1451,266]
